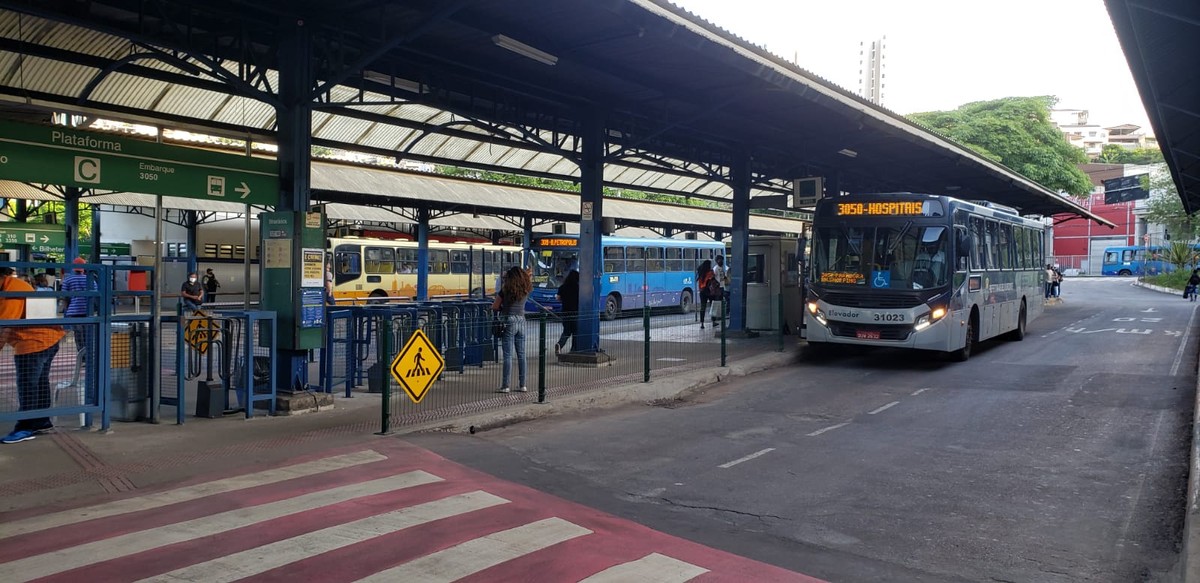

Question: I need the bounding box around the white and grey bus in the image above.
[803,193,1046,361]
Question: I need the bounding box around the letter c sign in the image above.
[74,156,101,184]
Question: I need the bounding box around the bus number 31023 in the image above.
[874,313,906,322]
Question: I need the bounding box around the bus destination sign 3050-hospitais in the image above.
[837,201,925,216]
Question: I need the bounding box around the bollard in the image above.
[377,316,394,435]
[538,313,547,403]
[643,303,650,383]
[777,293,785,352]
[720,297,727,367]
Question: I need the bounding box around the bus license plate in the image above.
[856,330,881,340]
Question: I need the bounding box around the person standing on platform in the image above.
[0,266,66,444]
[61,258,96,363]
[554,267,580,355]
[180,272,205,312]
[697,259,715,330]
[493,266,531,393]
[202,268,221,305]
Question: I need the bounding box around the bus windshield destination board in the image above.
[836,201,928,216]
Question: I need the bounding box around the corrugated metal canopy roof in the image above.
[1106,0,1200,214]
[0,0,1108,225]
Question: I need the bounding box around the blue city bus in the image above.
[529,235,725,319]
[1101,245,1176,276]
[804,193,1046,361]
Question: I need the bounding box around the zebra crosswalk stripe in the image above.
[580,552,710,582]
[137,490,509,583]
[354,517,593,583]
[0,450,387,539]
[0,470,441,581]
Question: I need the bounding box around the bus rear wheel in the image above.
[949,312,977,362]
[679,289,694,314]
[1006,301,1027,341]
[603,294,621,321]
[1118,269,1132,276]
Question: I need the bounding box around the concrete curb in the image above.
[396,347,799,436]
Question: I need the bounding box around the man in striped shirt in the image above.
[61,257,96,363]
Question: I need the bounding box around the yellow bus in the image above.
[328,237,523,302]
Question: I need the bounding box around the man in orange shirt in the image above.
[0,266,66,444]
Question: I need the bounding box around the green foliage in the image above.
[4,200,91,239]
[1144,269,1191,291]
[907,96,1093,197]
[1143,167,1199,241]
[1099,144,1163,165]
[1163,241,1197,270]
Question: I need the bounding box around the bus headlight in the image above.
[806,301,819,314]
[806,302,827,325]
[913,306,947,332]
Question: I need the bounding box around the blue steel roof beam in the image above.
[309,0,473,102]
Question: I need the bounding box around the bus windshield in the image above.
[813,224,949,290]
[532,248,578,288]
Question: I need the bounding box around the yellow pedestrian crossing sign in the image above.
[184,315,218,354]
[390,329,444,404]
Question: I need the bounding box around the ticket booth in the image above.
[744,236,803,332]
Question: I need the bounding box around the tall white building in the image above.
[858,37,886,106]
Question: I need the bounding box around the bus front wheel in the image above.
[1118,269,1132,276]
[679,289,694,314]
[603,294,621,321]
[950,312,977,362]
[367,290,388,304]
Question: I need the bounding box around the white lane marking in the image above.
[0,471,442,581]
[354,517,592,583]
[868,401,900,415]
[579,552,709,582]
[1170,305,1198,376]
[807,422,850,437]
[140,491,509,583]
[717,448,776,469]
[0,450,388,540]
[911,388,931,396]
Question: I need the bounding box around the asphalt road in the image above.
[409,277,1197,582]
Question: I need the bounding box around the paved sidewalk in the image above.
[0,346,799,514]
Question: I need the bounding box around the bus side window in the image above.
[955,227,970,272]
[604,246,624,273]
[627,247,645,272]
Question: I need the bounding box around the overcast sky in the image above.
[669,0,1151,131]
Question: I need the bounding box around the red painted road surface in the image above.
[0,440,823,583]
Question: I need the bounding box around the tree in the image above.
[1143,165,1199,241]
[1099,144,1164,165]
[908,96,1093,197]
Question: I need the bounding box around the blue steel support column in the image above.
[274,18,314,392]
[185,210,199,275]
[90,203,101,263]
[417,207,430,301]
[522,216,533,265]
[576,113,605,353]
[728,152,751,331]
[64,187,80,261]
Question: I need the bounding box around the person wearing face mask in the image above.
[180,271,205,312]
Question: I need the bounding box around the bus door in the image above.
[644,247,666,306]
[333,245,363,293]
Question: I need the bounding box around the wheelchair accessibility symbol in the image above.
[872,270,891,289]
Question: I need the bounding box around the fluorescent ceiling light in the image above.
[362,71,425,93]
[492,34,558,66]
[837,148,858,158]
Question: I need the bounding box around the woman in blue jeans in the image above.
[494,266,531,393]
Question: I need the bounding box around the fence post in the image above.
[538,313,547,403]
[720,296,727,367]
[377,315,393,435]
[643,303,650,382]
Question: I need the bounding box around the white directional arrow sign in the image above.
[235,182,251,199]
[39,235,48,243]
